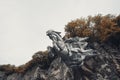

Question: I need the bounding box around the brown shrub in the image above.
[0,51,49,73]
[65,14,120,42]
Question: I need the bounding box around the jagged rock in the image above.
[46,57,73,80]
[0,30,120,80]
[0,71,6,80]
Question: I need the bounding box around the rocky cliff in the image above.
[0,32,120,80]
[0,14,120,80]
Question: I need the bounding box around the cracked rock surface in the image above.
[0,36,120,80]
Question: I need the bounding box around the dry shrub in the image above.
[0,64,15,72]
[65,14,120,42]
[0,51,49,73]
[14,51,48,73]
[65,18,92,37]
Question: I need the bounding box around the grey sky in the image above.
[0,0,120,66]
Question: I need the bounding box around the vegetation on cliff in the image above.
[0,51,48,73]
[0,14,120,75]
[65,14,120,42]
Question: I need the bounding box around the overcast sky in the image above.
[0,0,120,66]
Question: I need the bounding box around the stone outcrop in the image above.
[0,30,120,80]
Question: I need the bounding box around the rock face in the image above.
[0,30,120,80]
